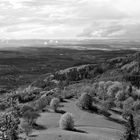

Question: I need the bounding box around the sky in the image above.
[0,0,140,39]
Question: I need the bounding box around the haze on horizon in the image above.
[0,0,140,40]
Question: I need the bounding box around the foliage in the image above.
[123,97,134,120]
[35,96,52,111]
[22,110,40,126]
[123,97,134,111]
[0,101,8,111]
[20,105,34,116]
[115,101,123,109]
[14,86,41,103]
[107,81,123,99]
[133,100,140,113]
[78,93,92,110]
[101,99,115,111]
[59,112,74,130]
[134,115,140,133]
[50,98,60,112]
[97,81,106,100]
[122,114,139,140]
[115,90,126,101]
[20,120,32,137]
[98,108,111,117]
[0,111,20,140]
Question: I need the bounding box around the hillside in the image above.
[51,51,140,88]
[1,50,140,140]
[0,47,135,92]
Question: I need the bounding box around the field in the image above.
[30,98,124,140]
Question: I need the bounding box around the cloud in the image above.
[0,0,140,39]
[78,20,140,39]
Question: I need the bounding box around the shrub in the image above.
[122,109,133,120]
[22,111,40,125]
[101,99,115,111]
[115,101,123,109]
[134,115,140,133]
[59,112,74,130]
[0,102,8,111]
[123,97,134,111]
[123,97,134,120]
[20,105,34,116]
[107,81,123,98]
[50,98,60,112]
[133,100,140,110]
[122,114,139,140]
[20,120,32,137]
[78,93,92,110]
[0,112,20,140]
[115,90,126,101]
[97,81,106,100]
[35,96,51,111]
[98,108,111,117]
[88,87,96,98]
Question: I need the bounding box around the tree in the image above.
[107,81,123,99]
[59,112,74,130]
[102,99,115,111]
[35,96,49,111]
[78,93,92,110]
[115,90,126,101]
[97,81,106,100]
[22,110,40,126]
[123,97,134,120]
[0,112,20,140]
[133,100,140,114]
[134,115,140,134]
[20,105,34,116]
[20,120,32,138]
[50,98,59,112]
[122,114,139,140]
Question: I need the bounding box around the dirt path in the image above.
[30,99,124,140]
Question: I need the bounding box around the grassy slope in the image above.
[31,99,124,140]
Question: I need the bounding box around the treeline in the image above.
[54,64,105,82]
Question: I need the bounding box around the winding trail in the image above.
[30,99,124,140]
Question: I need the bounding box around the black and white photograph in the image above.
[0,0,140,140]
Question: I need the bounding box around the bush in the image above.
[122,114,139,140]
[98,108,111,117]
[50,98,60,112]
[59,112,74,130]
[22,111,40,125]
[20,105,34,116]
[133,100,140,113]
[78,93,92,110]
[97,81,106,100]
[115,101,123,109]
[123,97,134,111]
[20,120,32,137]
[107,81,123,98]
[0,112,20,140]
[115,90,126,101]
[101,99,115,111]
[35,96,52,111]
[134,115,140,133]
[0,102,8,111]
[123,97,134,120]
